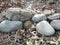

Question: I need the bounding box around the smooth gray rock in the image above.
[2,8,36,21]
[0,20,22,32]
[50,20,60,30]
[43,9,55,15]
[48,13,60,20]
[32,14,47,22]
[36,21,55,35]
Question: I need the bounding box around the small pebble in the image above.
[24,21,32,29]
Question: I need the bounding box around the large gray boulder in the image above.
[1,8,36,21]
[50,20,60,30]
[36,21,55,36]
[0,20,22,32]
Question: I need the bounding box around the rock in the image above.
[43,10,51,15]
[42,5,55,15]
[36,21,55,35]
[2,8,36,21]
[48,13,60,20]
[0,20,22,32]
[43,9,55,15]
[50,20,60,30]
[32,14,47,22]
[24,21,32,29]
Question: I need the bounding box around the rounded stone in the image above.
[32,14,47,22]
[36,21,55,36]
[48,13,60,20]
[24,21,32,29]
[43,9,55,15]
[50,20,60,30]
[0,20,22,32]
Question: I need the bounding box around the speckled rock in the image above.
[24,21,32,29]
[48,13,60,20]
[2,8,36,21]
[0,20,22,32]
[51,20,60,30]
[32,14,47,22]
[36,21,55,35]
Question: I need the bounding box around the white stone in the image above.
[36,21,55,35]
[0,20,22,32]
[51,20,60,30]
[32,14,46,22]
